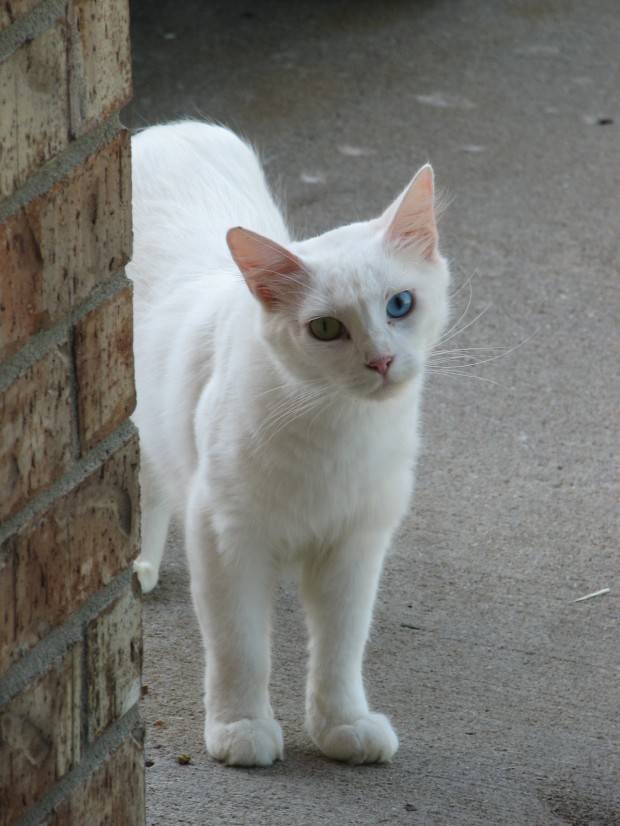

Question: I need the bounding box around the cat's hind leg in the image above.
[133,454,172,593]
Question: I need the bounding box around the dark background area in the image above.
[124,2,620,824]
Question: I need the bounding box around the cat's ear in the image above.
[381,164,439,262]
[226,227,306,311]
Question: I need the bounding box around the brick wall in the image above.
[0,2,144,824]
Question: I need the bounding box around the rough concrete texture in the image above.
[124,2,619,823]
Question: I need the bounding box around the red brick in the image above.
[0,345,73,522]
[0,131,132,360]
[0,1,40,32]
[67,0,132,135]
[41,730,145,826]
[74,284,136,453]
[0,2,132,198]
[0,435,140,675]
[0,22,70,198]
[85,580,142,742]
[0,644,81,825]
[0,551,15,668]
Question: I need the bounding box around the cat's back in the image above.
[129,121,288,500]
[132,121,269,213]
[129,121,289,297]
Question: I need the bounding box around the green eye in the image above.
[308,317,345,341]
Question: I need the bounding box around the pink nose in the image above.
[366,355,394,376]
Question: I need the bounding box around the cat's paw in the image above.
[206,718,284,767]
[133,559,159,593]
[310,712,398,764]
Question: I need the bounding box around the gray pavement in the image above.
[124,2,620,823]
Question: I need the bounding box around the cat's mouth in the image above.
[366,374,409,400]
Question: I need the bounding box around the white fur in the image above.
[129,121,450,766]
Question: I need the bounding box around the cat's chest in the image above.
[246,409,417,534]
[201,382,420,546]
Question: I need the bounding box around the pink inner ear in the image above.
[226,227,305,310]
[254,283,275,305]
[385,165,438,261]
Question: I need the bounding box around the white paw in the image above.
[310,712,398,764]
[133,559,159,593]
[206,718,284,767]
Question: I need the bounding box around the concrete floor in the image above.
[123,2,620,824]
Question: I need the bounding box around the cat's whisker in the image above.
[307,394,337,434]
[426,367,505,388]
[253,384,331,436]
[256,393,324,438]
[428,357,480,367]
[255,377,327,399]
[430,331,535,370]
[440,273,474,342]
[430,351,496,362]
[253,371,377,451]
[428,352,505,367]
[431,345,505,356]
[437,303,492,348]
[284,393,333,436]
[448,267,480,299]
[253,389,331,452]
[263,396,326,436]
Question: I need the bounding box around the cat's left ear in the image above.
[380,164,439,262]
[226,227,306,311]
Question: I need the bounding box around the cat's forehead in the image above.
[306,263,419,329]
[303,259,393,319]
[320,254,388,290]
[292,218,446,321]
[295,223,400,302]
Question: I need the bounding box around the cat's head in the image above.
[227,165,450,400]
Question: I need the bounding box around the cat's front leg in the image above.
[301,529,398,764]
[186,490,282,767]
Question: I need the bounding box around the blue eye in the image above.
[386,290,415,319]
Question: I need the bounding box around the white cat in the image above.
[129,121,450,767]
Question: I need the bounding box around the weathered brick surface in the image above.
[0,130,132,360]
[0,551,15,669]
[74,284,136,452]
[0,344,73,522]
[0,1,141,822]
[0,22,70,199]
[0,644,81,826]
[68,0,132,135]
[41,730,145,826]
[0,1,132,199]
[85,579,142,742]
[0,0,40,31]
[0,435,140,675]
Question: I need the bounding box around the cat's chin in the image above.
[364,377,412,401]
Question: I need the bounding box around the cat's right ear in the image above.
[226,227,306,312]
